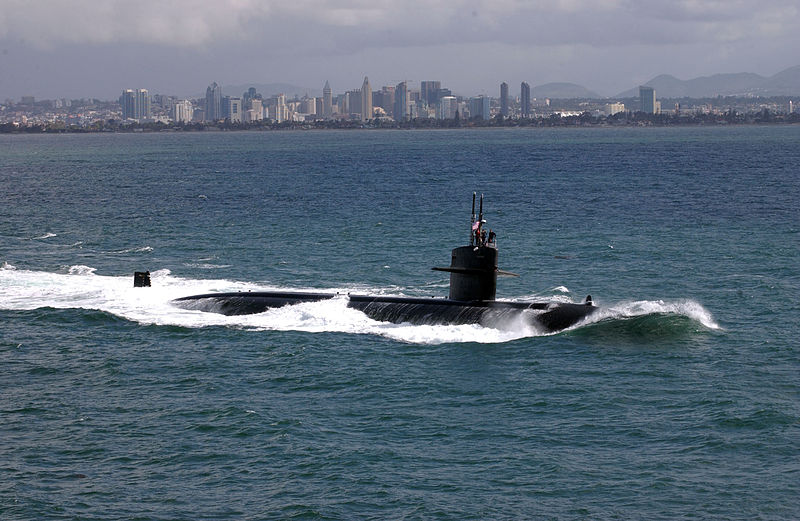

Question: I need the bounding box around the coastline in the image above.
[2,110,799,134]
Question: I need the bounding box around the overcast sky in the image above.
[1,0,798,100]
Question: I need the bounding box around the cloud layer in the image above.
[1,0,798,99]
[1,0,797,50]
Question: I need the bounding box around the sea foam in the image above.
[0,267,719,344]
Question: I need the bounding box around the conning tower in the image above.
[433,193,516,302]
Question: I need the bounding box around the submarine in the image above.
[171,194,597,333]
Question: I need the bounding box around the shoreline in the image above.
[3,113,799,134]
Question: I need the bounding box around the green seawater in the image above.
[1,127,798,520]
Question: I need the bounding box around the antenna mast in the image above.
[470,192,476,245]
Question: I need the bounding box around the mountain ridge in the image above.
[616,66,800,98]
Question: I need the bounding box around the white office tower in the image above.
[437,96,457,119]
[172,100,193,123]
[361,77,372,121]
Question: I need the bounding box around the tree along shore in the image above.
[2,109,799,134]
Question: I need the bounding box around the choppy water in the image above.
[1,127,798,519]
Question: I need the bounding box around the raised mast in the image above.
[470,192,476,246]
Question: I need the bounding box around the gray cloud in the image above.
[0,0,797,99]
[2,0,796,49]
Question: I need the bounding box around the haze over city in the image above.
[1,0,798,100]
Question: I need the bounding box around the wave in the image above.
[564,299,721,342]
[67,265,97,276]
[183,263,233,269]
[32,232,57,240]
[105,246,154,254]
[0,268,719,344]
[588,299,720,330]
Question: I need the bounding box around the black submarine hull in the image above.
[172,291,597,333]
[171,194,599,333]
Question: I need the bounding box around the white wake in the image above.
[0,266,719,343]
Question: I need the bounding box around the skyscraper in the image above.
[275,94,287,123]
[520,82,531,118]
[226,97,242,123]
[245,99,263,122]
[361,76,372,121]
[379,86,395,116]
[301,97,316,115]
[120,88,150,120]
[345,90,361,117]
[639,86,656,114]
[500,82,509,117]
[437,96,457,119]
[171,100,193,123]
[394,81,408,121]
[120,89,136,119]
[136,89,151,119]
[469,96,490,120]
[421,81,441,106]
[205,82,222,122]
[323,81,332,118]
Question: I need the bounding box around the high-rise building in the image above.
[604,102,625,116]
[334,93,346,115]
[361,77,372,121]
[639,86,656,114]
[421,81,441,106]
[394,81,408,121]
[520,82,531,118]
[120,88,151,120]
[226,97,242,123]
[378,86,395,116]
[171,100,193,123]
[345,90,361,117]
[469,96,490,120]
[205,82,222,121]
[301,97,316,115]
[245,99,263,122]
[500,82,509,117]
[120,89,136,119]
[221,96,231,119]
[323,81,332,118]
[275,94,287,123]
[437,96,457,119]
[152,94,173,110]
[137,89,151,119]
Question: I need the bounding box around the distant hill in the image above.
[764,65,800,94]
[190,82,319,100]
[617,66,800,98]
[532,82,599,99]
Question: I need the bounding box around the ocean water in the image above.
[1,127,798,520]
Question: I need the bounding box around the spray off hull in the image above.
[173,291,597,333]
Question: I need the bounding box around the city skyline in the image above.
[8,62,800,111]
[1,0,798,101]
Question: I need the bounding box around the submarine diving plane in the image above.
[170,194,597,333]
